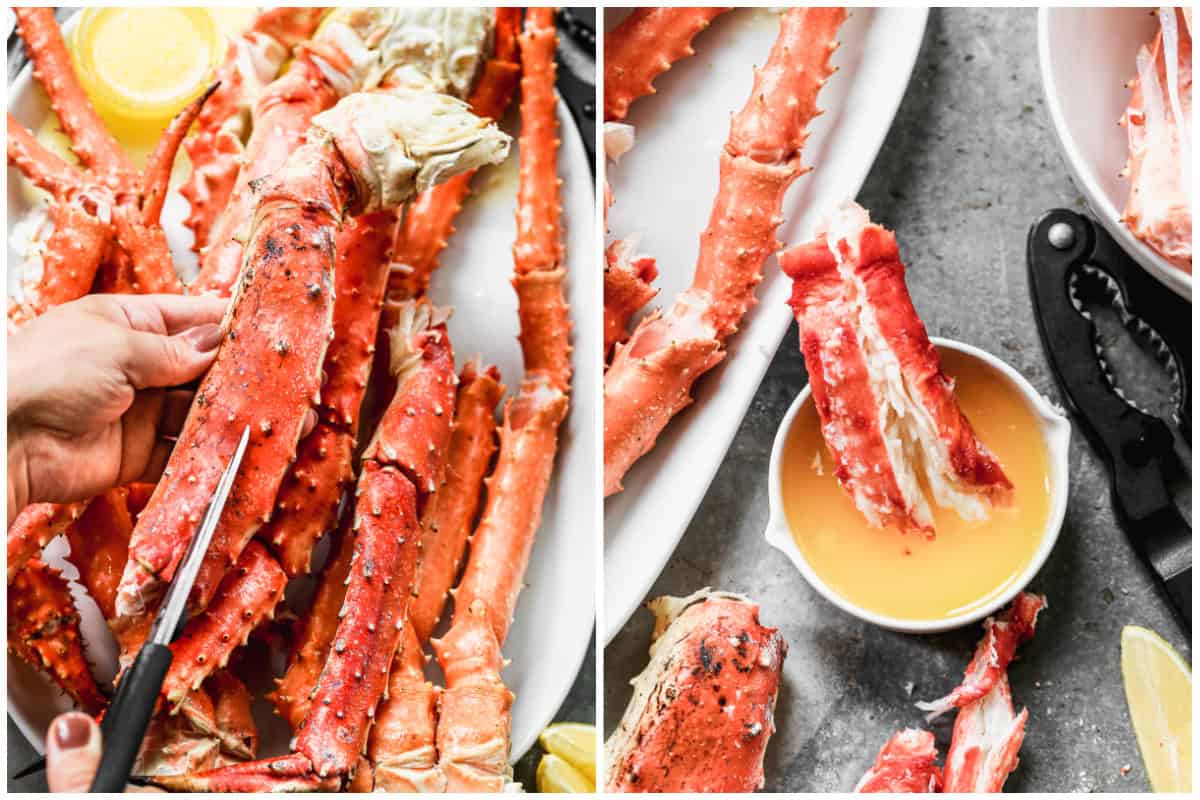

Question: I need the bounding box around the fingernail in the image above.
[182,323,223,353]
[53,713,94,751]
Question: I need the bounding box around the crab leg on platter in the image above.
[1121,6,1192,272]
[181,7,328,253]
[779,202,1012,535]
[400,10,570,792]
[603,7,731,123]
[854,729,943,793]
[194,7,499,297]
[604,8,846,496]
[114,87,509,625]
[155,300,457,791]
[7,9,212,325]
[604,237,659,361]
[604,590,787,793]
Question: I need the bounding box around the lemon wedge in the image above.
[537,753,593,793]
[539,722,598,783]
[1121,625,1191,792]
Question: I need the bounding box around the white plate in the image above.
[7,17,596,767]
[1038,7,1191,301]
[603,7,928,644]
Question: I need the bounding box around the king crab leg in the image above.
[181,8,328,254]
[604,8,846,496]
[854,729,943,793]
[603,590,787,792]
[113,86,509,626]
[155,300,457,791]
[430,10,571,791]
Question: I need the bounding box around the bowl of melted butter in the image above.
[765,337,1071,633]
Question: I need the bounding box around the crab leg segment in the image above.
[409,361,504,643]
[1121,6,1192,272]
[389,7,523,299]
[854,729,943,793]
[450,6,571,646]
[182,8,328,253]
[159,302,456,791]
[193,58,340,296]
[367,622,445,792]
[8,559,107,715]
[13,7,137,194]
[780,203,1012,533]
[604,8,846,496]
[604,237,659,361]
[62,488,133,620]
[8,500,89,581]
[604,590,787,792]
[432,600,514,792]
[604,7,731,122]
[258,211,394,577]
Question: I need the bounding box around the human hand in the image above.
[44,711,158,792]
[8,294,227,523]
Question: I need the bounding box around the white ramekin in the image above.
[763,337,1071,633]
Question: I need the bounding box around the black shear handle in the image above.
[89,643,172,792]
[1027,210,1191,631]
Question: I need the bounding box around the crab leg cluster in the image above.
[604,8,847,496]
[7,6,546,786]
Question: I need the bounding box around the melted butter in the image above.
[781,348,1052,621]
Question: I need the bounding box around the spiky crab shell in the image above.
[116,149,346,622]
[604,590,787,793]
[294,462,420,779]
[409,361,504,644]
[432,600,516,793]
[7,559,107,715]
[367,623,445,792]
[7,500,89,582]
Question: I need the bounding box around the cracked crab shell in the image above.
[604,589,787,792]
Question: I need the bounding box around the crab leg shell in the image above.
[8,201,111,328]
[604,7,731,122]
[194,59,340,296]
[388,7,522,300]
[367,622,445,792]
[432,600,514,792]
[62,488,133,620]
[7,559,107,715]
[603,8,845,496]
[152,752,339,792]
[409,361,504,644]
[854,728,943,793]
[181,8,328,252]
[292,465,422,777]
[603,238,659,360]
[259,211,393,577]
[604,590,787,793]
[259,423,355,578]
[6,113,85,198]
[13,7,138,194]
[208,669,259,760]
[8,500,89,582]
[779,237,932,534]
[450,7,571,645]
[161,541,287,709]
[115,145,347,621]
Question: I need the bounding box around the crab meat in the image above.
[780,202,1012,534]
[855,729,943,793]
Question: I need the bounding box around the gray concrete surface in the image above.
[604,7,1190,793]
